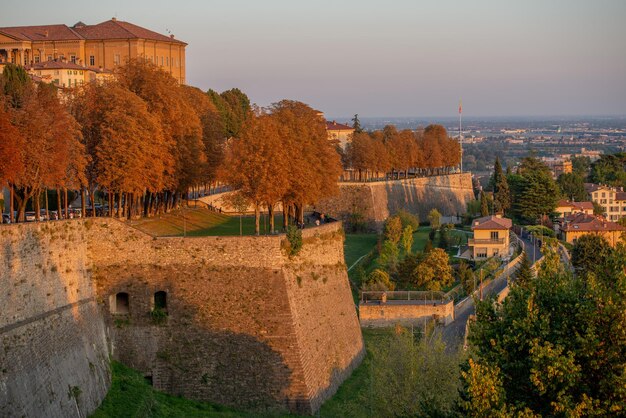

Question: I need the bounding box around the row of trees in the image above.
[0,60,251,222]
[221,100,342,234]
[344,124,462,181]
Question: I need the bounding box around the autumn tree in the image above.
[221,112,289,234]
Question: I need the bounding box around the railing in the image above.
[360,290,450,304]
[468,238,506,245]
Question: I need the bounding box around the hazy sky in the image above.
[2,0,625,117]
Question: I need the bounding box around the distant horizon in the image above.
[2,0,625,116]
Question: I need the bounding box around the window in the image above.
[602,192,606,198]
[490,231,499,240]
[89,55,95,66]
[154,291,167,310]
[166,56,169,66]
[53,78,59,85]
[34,55,40,63]
[47,55,53,61]
[111,292,130,314]
[114,54,120,65]
[70,55,76,63]
[161,56,163,65]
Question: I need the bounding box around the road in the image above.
[440,235,541,351]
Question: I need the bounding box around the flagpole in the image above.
[459,99,463,173]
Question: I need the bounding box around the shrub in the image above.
[286,225,303,256]
[397,209,419,230]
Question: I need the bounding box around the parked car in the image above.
[72,208,82,218]
[25,211,37,222]
[2,213,10,224]
[49,210,59,221]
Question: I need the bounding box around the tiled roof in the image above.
[616,192,626,201]
[326,121,354,131]
[561,213,626,232]
[0,24,82,41]
[73,19,186,45]
[557,200,594,210]
[471,215,512,230]
[584,183,601,194]
[27,61,87,70]
[0,19,185,45]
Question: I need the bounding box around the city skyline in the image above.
[2,0,625,117]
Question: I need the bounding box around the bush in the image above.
[286,225,303,255]
[396,209,419,230]
[363,269,395,291]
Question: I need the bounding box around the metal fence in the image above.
[360,290,450,304]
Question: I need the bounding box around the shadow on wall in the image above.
[0,223,110,418]
[99,271,297,413]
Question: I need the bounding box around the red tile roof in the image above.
[471,215,512,230]
[326,121,353,131]
[73,19,186,45]
[0,19,185,45]
[27,61,87,70]
[0,24,82,41]
[616,192,626,201]
[561,213,626,232]
[557,200,594,211]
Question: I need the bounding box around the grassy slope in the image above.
[129,208,285,237]
[343,234,379,268]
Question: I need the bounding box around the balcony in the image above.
[468,238,506,246]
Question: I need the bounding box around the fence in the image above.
[360,290,449,304]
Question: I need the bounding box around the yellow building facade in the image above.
[468,215,512,260]
[560,213,625,247]
[0,18,186,84]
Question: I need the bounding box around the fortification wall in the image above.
[0,219,362,415]
[87,219,363,414]
[359,300,455,327]
[0,222,110,418]
[316,173,474,229]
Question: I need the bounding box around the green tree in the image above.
[571,234,611,273]
[401,225,414,256]
[490,157,511,214]
[570,156,591,177]
[510,156,559,224]
[479,190,489,217]
[378,240,400,273]
[384,215,403,244]
[464,242,626,416]
[458,260,475,295]
[428,208,442,229]
[557,172,586,202]
[404,248,453,290]
[363,268,395,291]
[514,251,533,288]
[351,113,363,134]
[396,209,419,230]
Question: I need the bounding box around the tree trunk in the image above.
[268,203,275,234]
[34,189,41,222]
[63,188,69,221]
[254,203,260,235]
[56,188,62,216]
[81,188,86,218]
[282,202,289,230]
[9,184,14,223]
[45,188,49,220]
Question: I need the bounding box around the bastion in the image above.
[0,219,364,416]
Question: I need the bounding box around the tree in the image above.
[514,252,533,288]
[403,248,453,290]
[589,153,626,188]
[351,113,363,134]
[479,191,489,217]
[363,269,395,291]
[221,113,289,234]
[378,240,400,273]
[458,260,475,295]
[384,215,403,244]
[401,225,414,256]
[464,242,626,416]
[490,157,511,214]
[428,208,442,229]
[571,234,611,273]
[510,155,559,224]
[558,172,586,202]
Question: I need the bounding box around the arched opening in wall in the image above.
[111,292,129,314]
[154,291,167,311]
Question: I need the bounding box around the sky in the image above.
[2,0,626,118]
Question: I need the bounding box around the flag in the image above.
[458,99,462,114]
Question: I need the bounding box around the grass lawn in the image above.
[94,332,400,418]
[344,234,379,268]
[130,208,287,237]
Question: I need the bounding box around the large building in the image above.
[559,213,625,247]
[468,214,513,260]
[326,120,354,150]
[0,18,186,84]
[586,184,626,222]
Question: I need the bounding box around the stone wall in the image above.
[316,173,474,230]
[359,300,455,327]
[87,219,363,414]
[0,222,110,418]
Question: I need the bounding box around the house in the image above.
[587,184,626,222]
[468,214,512,260]
[554,200,594,218]
[326,121,354,150]
[24,60,113,88]
[0,18,186,84]
[560,213,626,247]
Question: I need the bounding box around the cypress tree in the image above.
[480,190,489,216]
[515,252,533,288]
